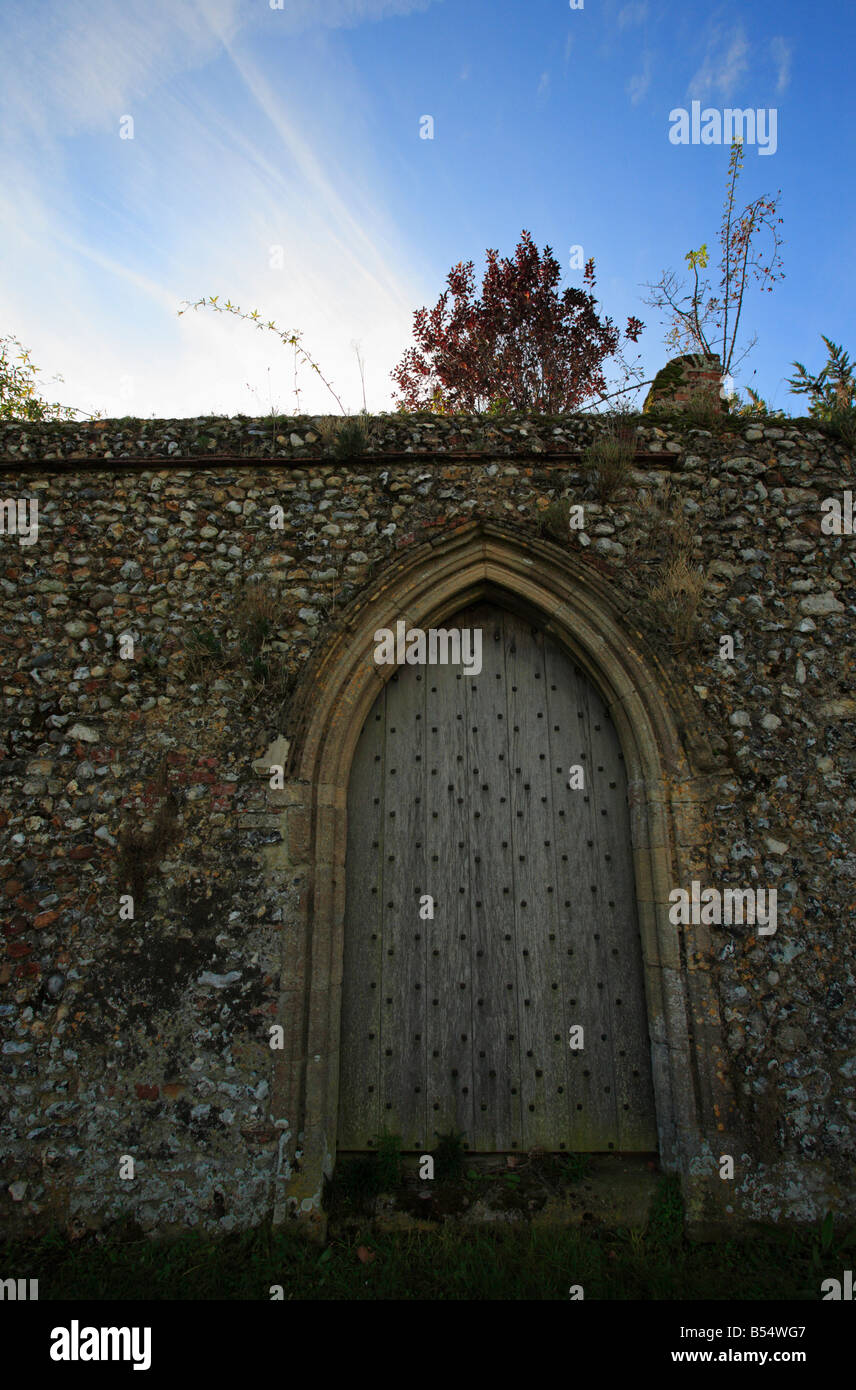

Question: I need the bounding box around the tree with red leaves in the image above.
[391,230,643,414]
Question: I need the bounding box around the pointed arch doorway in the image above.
[269,520,735,1228]
[337,600,658,1156]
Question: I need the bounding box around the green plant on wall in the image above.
[181,581,299,704]
[0,330,96,421]
[788,336,856,417]
[787,336,856,447]
[315,412,380,459]
[632,483,707,649]
[235,583,277,656]
[184,628,226,680]
[581,417,635,500]
[727,385,786,419]
[648,552,706,650]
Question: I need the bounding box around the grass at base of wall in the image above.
[2,1210,853,1300]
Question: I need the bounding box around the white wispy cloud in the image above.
[0,0,243,141]
[627,51,653,105]
[0,0,442,417]
[537,71,551,99]
[770,36,792,93]
[687,23,750,101]
[0,0,435,139]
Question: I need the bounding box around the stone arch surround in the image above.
[261,519,737,1232]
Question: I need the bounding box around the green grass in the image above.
[3,1212,854,1300]
[375,1129,403,1189]
[431,1128,468,1182]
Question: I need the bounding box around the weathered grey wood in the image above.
[545,648,620,1147]
[337,695,385,1147]
[423,658,474,1148]
[339,603,658,1154]
[465,605,521,1149]
[380,668,427,1147]
[504,612,566,1149]
[585,690,658,1149]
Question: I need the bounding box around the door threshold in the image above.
[327,1151,663,1232]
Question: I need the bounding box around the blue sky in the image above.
[1,0,853,418]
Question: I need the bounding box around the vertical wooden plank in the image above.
[425,656,475,1148]
[585,690,658,1149]
[464,603,521,1149]
[337,684,385,1147]
[504,610,565,1151]
[379,667,428,1148]
[543,647,619,1148]
[576,670,643,1148]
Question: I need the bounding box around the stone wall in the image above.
[0,409,854,1237]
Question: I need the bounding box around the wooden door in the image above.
[337,602,658,1153]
